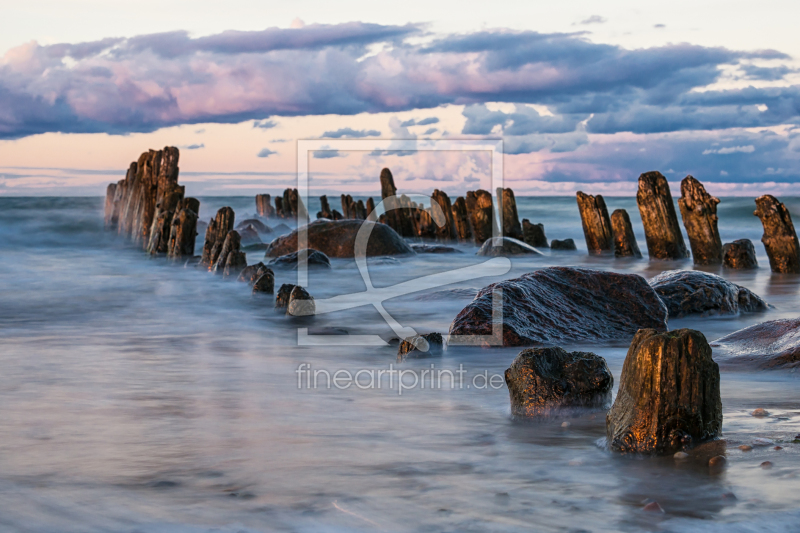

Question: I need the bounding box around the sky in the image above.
[2,0,800,196]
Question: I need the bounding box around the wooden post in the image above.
[679,176,722,265]
[201,207,235,268]
[636,171,689,260]
[576,191,613,253]
[167,198,199,259]
[452,197,472,242]
[497,188,523,240]
[610,209,642,258]
[431,189,457,241]
[255,194,274,218]
[466,190,494,245]
[754,195,800,273]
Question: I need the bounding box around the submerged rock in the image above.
[476,237,543,257]
[397,332,444,362]
[550,238,577,251]
[238,225,262,245]
[238,262,269,284]
[410,243,462,254]
[606,328,722,455]
[275,284,297,308]
[710,318,800,369]
[236,219,271,233]
[267,248,331,270]
[722,239,758,269]
[505,347,613,418]
[252,270,275,295]
[522,219,548,248]
[287,286,315,316]
[265,219,414,258]
[448,267,668,346]
[648,270,767,318]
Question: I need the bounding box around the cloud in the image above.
[423,127,438,135]
[313,146,345,158]
[184,143,205,150]
[0,24,795,139]
[579,15,607,25]
[654,24,666,29]
[702,145,755,155]
[740,64,794,81]
[256,148,277,157]
[321,127,381,138]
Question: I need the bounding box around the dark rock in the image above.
[497,187,523,240]
[252,271,275,294]
[522,219,548,248]
[272,223,291,235]
[451,196,473,243]
[448,267,668,346]
[550,238,577,251]
[754,195,800,273]
[238,225,262,245]
[265,219,414,258]
[368,256,401,266]
[275,284,297,308]
[611,209,642,258]
[287,286,315,316]
[710,318,800,369]
[267,248,331,270]
[238,262,269,284]
[606,328,722,455]
[242,243,268,252]
[679,176,722,265]
[723,239,758,269]
[223,251,247,277]
[237,219,270,233]
[415,288,479,301]
[397,332,444,362]
[504,347,613,417]
[410,243,462,254]
[476,237,544,257]
[167,204,199,259]
[576,191,613,253]
[636,171,690,260]
[648,270,767,318]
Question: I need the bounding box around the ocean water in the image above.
[0,195,799,533]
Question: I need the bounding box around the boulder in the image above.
[606,328,722,455]
[223,251,247,278]
[476,237,543,257]
[238,262,270,284]
[252,271,275,295]
[265,219,414,259]
[522,219,548,248]
[287,286,315,316]
[238,225,262,245]
[722,239,758,269]
[448,267,668,346]
[550,238,577,251]
[237,219,271,233]
[267,248,331,270]
[710,318,800,369]
[505,347,613,417]
[648,270,767,318]
[275,284,297,308]
[410,243,462,254]
[397,332,444,362]
[272,223,292,235]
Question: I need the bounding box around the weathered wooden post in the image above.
[576,191,613,253]
[466,189,494,245]
[201,207,235,268]
[452,197,472,242]
[380,168,404,233]
[167,198,200,259]
[522,219,548,248]
[610,209,641,258]
[366,197,376,220]
[636,171,689,260]
[256,194,274,218]
[497,187,523,240]
[754,195,800,273]
[678,176,722,265]
[431,189,457,241]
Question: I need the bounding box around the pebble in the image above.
[774,446,783,451]
[673,451,689,460]
[561,421,571,428]
[738,445,753,452]
[709,456,727,469]
[643,501,664,513]
[753,438,775,446]
[761,461,774,469]
[751,408,770,417]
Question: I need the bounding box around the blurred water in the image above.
[0,196,799,532]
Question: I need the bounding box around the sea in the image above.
[0,195,799,532]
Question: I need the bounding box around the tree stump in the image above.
[636,171,689,260]
[606,328,722,455]
[722,239,758,269]
[679,176,722,265]
[576,191,613,253]
[522,219,548,248]
[497,187,523,240]
[466,190,495,245]
[451,197,472,242]
[611,209,641,258]
[754,195,800,273]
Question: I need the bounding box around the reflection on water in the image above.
[0,196,799,532]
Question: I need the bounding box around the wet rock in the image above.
[275,284,297,308]
[223,251,247,278]
[611,209,642,258]
[709,318,800,370]
[550,238,577,251]
[272,223,291,235]
[252,271,275,295]
[466,190,495,245]
[449,267,667,346]
[674,451,689,460]
[237,219,270,234]
[397,332,444,362]
[754,195,800,273]
[576,191,613,253]
[201,207,235,268]
[238,225,262,245]
[751,408,770,417]
[723,239,758,269]
[636,171,690,260]
[739,445,753,451]
[287,286,315,316]
[504,347,613,417]
[255,194,275,218]
[476,237,544,257]
[431,189,457,242]
[761,461,773,469]
[522,219,548,248]
[753,437,775,446]
[211,230,242,274]
[709,455,727,469]
[606,328,722,455]
[679,176,723,265]
[265,219,414,258]
[451,196,473,243]
[410,243,462,254]
[648,270,767,318]
[267,248,331,270]
[497,187,523,240]
[238,262,269,284]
